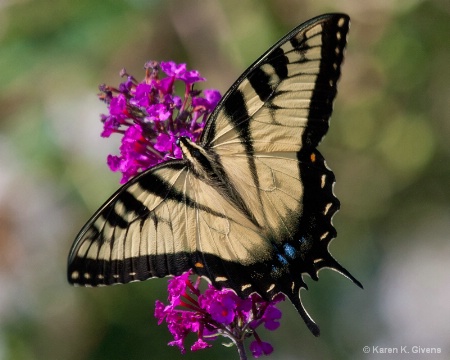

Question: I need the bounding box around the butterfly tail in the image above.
[318,253,364,290]
[286,283,320,337]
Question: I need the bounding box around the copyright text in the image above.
[363,345,442,354]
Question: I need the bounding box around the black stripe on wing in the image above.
[302,15,349,148]
[68,161,223,286]
[247,46,289,102]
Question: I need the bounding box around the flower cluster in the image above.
[155,271,285,358]
[98,61,221,183]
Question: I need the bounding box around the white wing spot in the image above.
[337,17,346,28]
[241,284,252,291]
[83,272,91,279]
[324,202,332,215]
[113,274,120,279]
[320,231,329,240]
[97,274,104,279]
[71,271,79,280]
[215,276,228,282]
[267,284,276,292]
[321,174,326,188]
[291,281,296,292]
[336,32,342,40]
[129,272,137,276]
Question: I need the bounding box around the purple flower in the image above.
[160,61,187,78]
[202,89,222,110]
[160,61,206,84]
[167,270,191,305]
[154,271,285,358]
[262,305,282,330]
[98,61,220,183]
[191,338,211,352]
[250,339,274,358]
[249,293,284,332]
[199,286,239,325]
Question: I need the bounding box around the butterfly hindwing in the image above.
[68,13,361,336]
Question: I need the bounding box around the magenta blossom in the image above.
[98,61,221,183]
[154,270,285,359]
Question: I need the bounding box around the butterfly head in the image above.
[176,135,206,161]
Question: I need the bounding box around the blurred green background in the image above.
[1,0,449,359]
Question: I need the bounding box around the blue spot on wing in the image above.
[283,243,297,259]
[277,254,288,266]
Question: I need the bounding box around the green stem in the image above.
[235,340,248,360]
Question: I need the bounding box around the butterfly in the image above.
[68,13,362,336]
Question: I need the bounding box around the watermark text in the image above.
[363,345,442,355]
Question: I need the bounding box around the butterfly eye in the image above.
[191,148,201,158]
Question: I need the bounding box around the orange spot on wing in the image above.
[310,153,316,162]
[195,262,204,268]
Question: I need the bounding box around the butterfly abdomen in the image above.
[178,136,260,226]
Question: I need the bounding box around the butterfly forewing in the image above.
[68,160,270,286]
[201,13,349,243]
[68,13,361,336]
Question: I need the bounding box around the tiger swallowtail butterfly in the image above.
[68,13,362,336]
